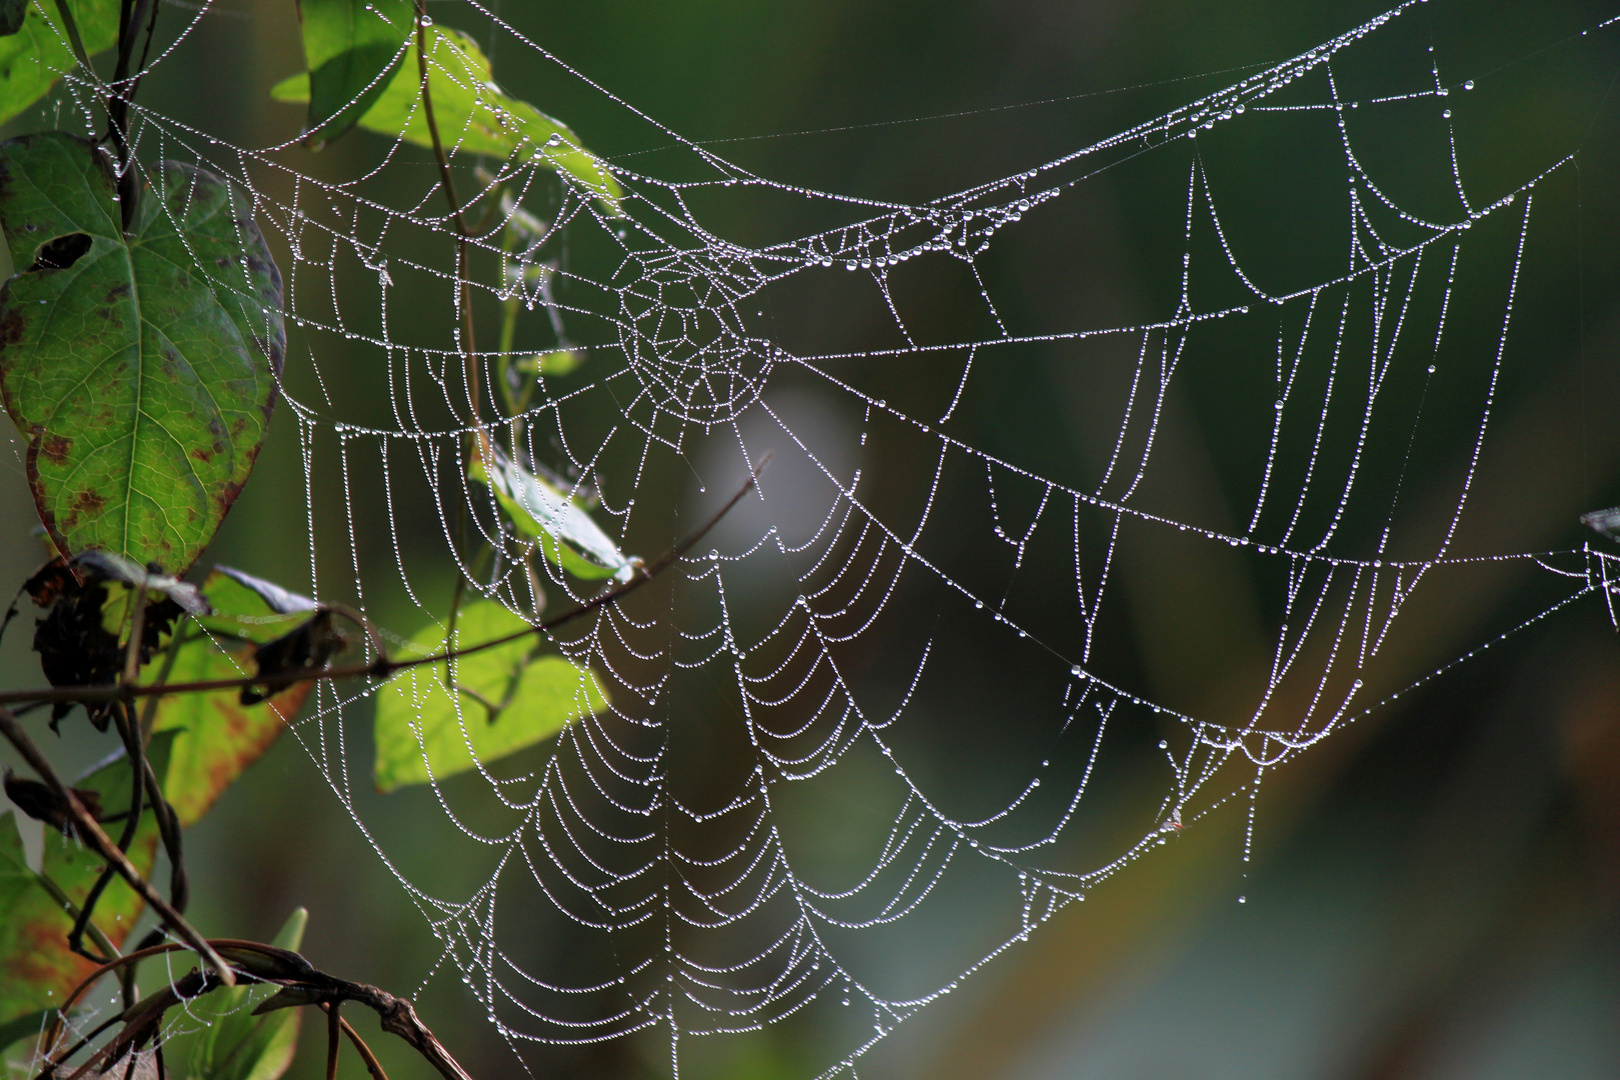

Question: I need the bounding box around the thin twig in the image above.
[0,709,234,986]
[70,704,146,961]
[336,1014,391,1080]
[325,1002,342,1080]
[121,568,149,686]
[107,0,150,231]
[0,458,770,708]
[410,0,492,459]
[137,619,187,743]
[49,0,94,78]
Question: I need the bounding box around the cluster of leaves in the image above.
[0,0,636,1074]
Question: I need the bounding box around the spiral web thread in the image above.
[29,1,1620,1076]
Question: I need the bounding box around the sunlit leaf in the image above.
[514,349,583,377]
[195,566,315,645]
[0,0,119,128]
[154,571,313,826]
[374,600,608,792]
[187,908,307,1080]
[470,446,638,582]
[270,25,623,213]
[0,733,177,1027]
[295,0,414,147]
[0,133,286,574]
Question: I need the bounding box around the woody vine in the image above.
[0,1,711,1077]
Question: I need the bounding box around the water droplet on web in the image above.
[418,13,432,25]
[1464,80,1475,90]
[1158,740,1169,750]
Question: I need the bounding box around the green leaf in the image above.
[470,447,638,582]
[188,908,306,1080]
[0,732,177,1027]
[155,570,313,826]
[0,132,286,575]
[374,600,608,792]
[195,566,316,645]
[295,0,414,147]
[271,25,623,213]
[0,0,120,127]
[515,349,583,377]
[153,639,310,828]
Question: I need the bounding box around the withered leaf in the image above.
[242,610,348,705]
[25,555,185,728]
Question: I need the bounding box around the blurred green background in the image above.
[3,1,1620,1079]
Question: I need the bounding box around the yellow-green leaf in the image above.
[374,600,608,792]
[271,25,622,213]
[0,0,120,128]
[295,0,414,147]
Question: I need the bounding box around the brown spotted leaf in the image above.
[0,132,285,574]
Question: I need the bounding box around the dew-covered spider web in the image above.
[41,0,1620,1076]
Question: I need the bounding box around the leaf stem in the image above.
[335,1013,391,1080]
[325,1001,342,1080]
[107,0,151,232]
[69,703,146,963]
[411,0,490,460]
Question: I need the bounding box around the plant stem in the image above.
[325,1002,342,1080]
[336,1013,391,1080]
[107,0,150,232]
[49,0,93,81]
[411,0,490,460]
[70,703,146,961]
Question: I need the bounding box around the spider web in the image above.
[38,1,1620,1076]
